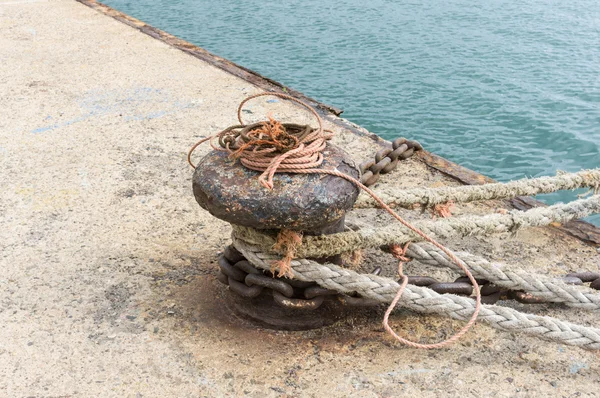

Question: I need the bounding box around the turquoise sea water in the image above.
[104,0,599,224]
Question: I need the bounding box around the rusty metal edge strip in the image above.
[73,0,391,147]
[74,0,345,116]
[73,1,396,145]
[75,0,600,246]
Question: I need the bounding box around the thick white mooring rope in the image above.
[355,169,600,208]
[232,194,600,259]
[233,227,600,310]
[233,237,600,350]
[405,242,600,310]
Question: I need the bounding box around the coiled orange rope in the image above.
[188,93,333,189]
[188,92,481,349]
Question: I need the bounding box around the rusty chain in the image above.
[218,245,600,309]
[359,137,423,187]
[406,273,600,305]
[218,246,381,310]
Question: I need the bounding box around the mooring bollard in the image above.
[192,138,371,329]
[188,94,600,349]
[192,144,359,234]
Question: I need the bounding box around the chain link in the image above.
[401,272,600,305]
[359,138,423,187]
[218,246,385,310]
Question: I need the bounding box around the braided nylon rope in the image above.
[355,169,600,208]
[233,224,600,309]
[232,195,600,259]
[233,237,600,350]
[406,242,600,310]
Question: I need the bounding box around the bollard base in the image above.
[218,245,379,331]
[226,290,350,331]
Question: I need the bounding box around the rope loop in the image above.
[236,92,324,134]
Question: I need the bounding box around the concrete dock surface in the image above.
[1,0,599,396]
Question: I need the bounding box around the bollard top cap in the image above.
[193,143,359,233]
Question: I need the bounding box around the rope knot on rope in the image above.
[390,243,411,265]
[272,229,303,278]
[432,200,455,218]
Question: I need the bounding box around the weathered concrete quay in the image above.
[1,0,600,396]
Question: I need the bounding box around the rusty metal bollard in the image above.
[192,140,363,329]
[193,145,360,234]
